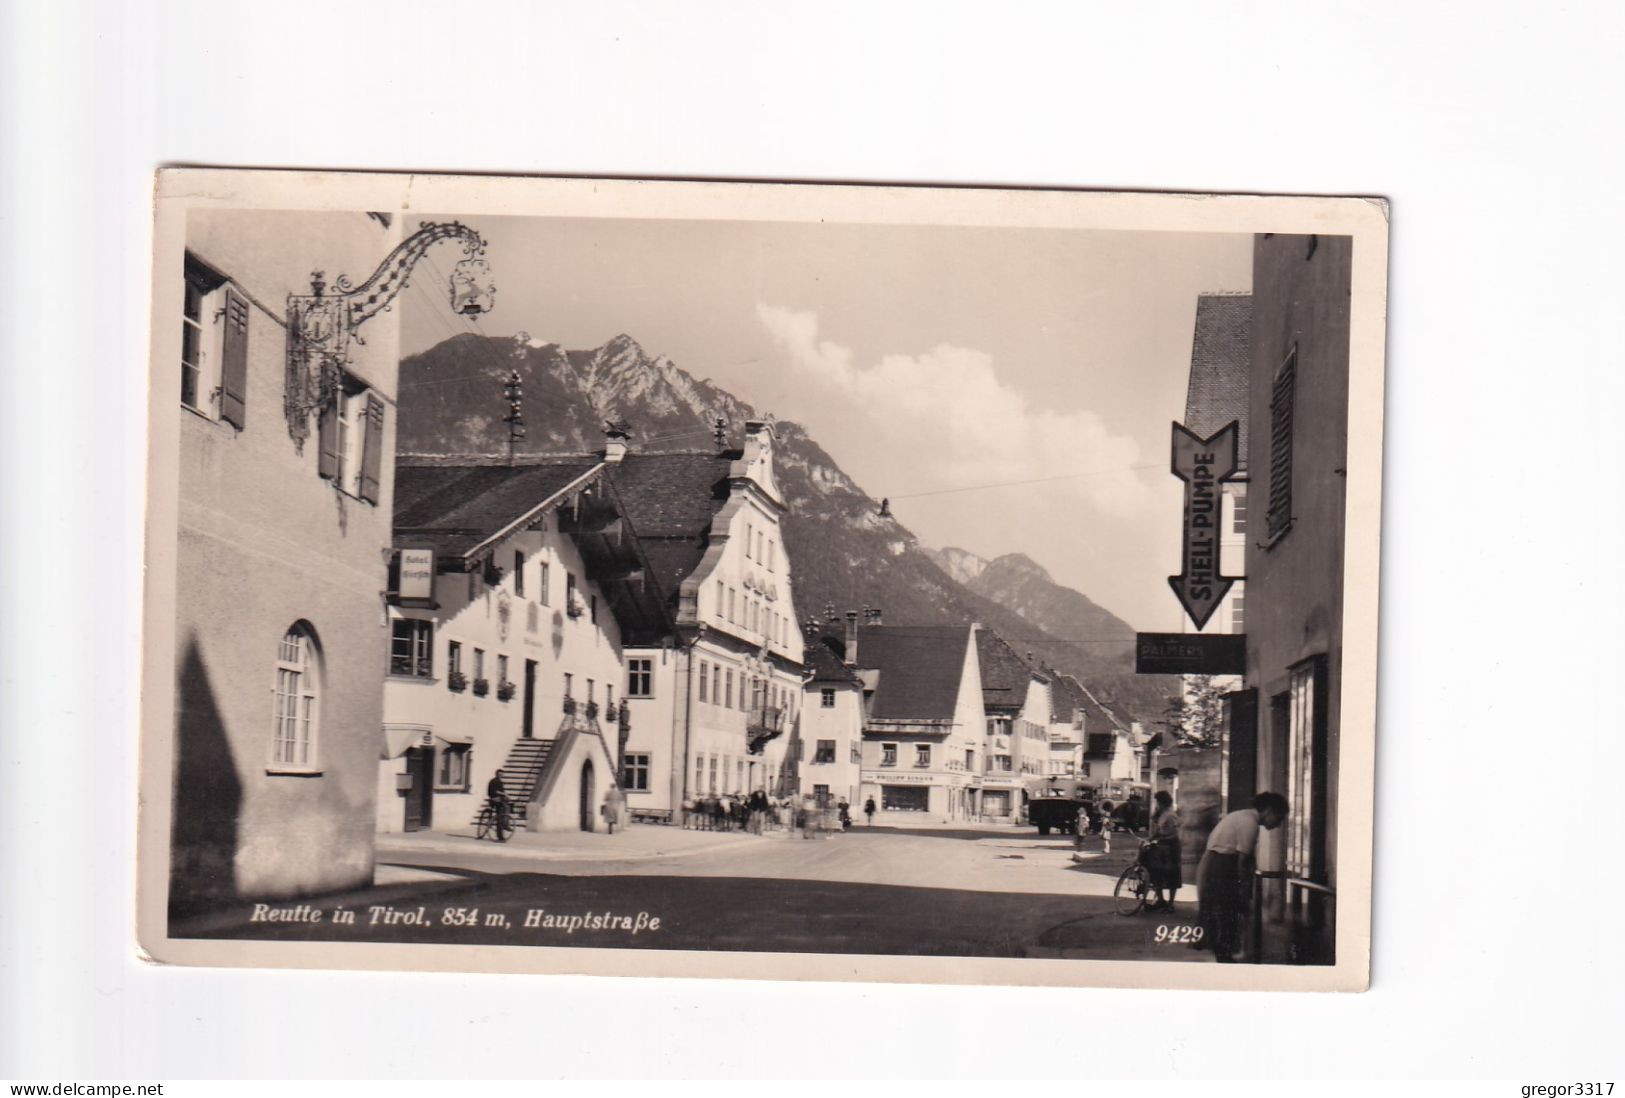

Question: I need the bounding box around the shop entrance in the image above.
[403,747,433,832]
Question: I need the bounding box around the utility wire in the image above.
[887,463,1166,501]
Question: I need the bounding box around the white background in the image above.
[3,0,1623,1080]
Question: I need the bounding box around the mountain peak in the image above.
[924,546,988,586]
[602,333,645,355]
[985,552,1052,583]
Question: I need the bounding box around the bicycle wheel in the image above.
[494,807,515,843]
[1114,864,1154,916]
[476,808,494,841]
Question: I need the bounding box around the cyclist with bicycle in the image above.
[1145,790,1183,910]
[487,769,510,833]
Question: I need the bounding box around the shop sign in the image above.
[398,547,436,604]
[1135,632,1246,675]
[861,771,932,784]
[1168,420,1240,630]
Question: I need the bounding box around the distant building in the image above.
[167,211,404,915]
[614,422,806,815]
[852,624,985,820]
[377,458,666,834]
[974,631,1051,821]
[791,614,870,809]
[1044,672,1091,777]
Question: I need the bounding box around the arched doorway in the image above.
[579,759,595,832]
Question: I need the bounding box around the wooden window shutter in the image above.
[219,288,250,429]
[1266,349,1297,540]
[317,401,340,480]
[358,394,385,503]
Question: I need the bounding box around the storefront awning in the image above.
[381,726,432,760]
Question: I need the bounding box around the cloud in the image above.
[755,304,1146,513]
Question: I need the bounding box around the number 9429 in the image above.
[1154,924,1203,944]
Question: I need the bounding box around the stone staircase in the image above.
[475,737,554,828]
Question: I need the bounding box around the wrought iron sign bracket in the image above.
[283,220,496,448]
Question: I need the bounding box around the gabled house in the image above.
[377,457,667,834]
[789,617,868,809]
[852,623,984,821]
[613,421,806,816]
[974,630,1052,821]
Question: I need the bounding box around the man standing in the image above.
[487,769,509,830]
[1196,791,1289,963]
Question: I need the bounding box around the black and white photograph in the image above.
[139,170,1385,991]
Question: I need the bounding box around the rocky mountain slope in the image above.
[397,332,1175,724]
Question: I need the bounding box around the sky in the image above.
[400,214,1251,631]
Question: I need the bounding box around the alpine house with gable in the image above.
[378,456,668,834]
[852,623,985,821]
[613,421,806,817]
[975,629,1053,821]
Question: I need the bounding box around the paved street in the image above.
[177,822,1214,962]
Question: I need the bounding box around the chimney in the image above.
[603,420,631,463]
[844,610,859,668]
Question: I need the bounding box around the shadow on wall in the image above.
[169,637,242,920]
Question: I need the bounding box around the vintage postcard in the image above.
[139,169,1387,990]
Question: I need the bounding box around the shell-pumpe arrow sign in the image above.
[1168,420,1240,630]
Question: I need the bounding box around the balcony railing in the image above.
[746,706,785,756]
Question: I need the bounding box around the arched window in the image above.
[271,624,321,768]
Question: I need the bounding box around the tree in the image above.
[1164,674,1227,747]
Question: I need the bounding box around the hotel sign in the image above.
[397,548,436,604]
[1168,420,1240,630]
[1135,632,1246,675]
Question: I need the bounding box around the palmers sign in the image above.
[1167,420,1240,630]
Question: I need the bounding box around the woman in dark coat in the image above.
[1147,790,1183,910]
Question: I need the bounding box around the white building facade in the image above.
[614,422,805,817]
[378,460,665,834]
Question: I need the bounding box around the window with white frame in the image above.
[698,661,709,703]
[627,658,653,698]
[821,687,836,708]
[436,745,471,791]
[181,258,249,428]
[513,551,525,597]
[271,625,320,769]
[538,561,551,605]
[813,740,836,764]
[622,752,651,792]
[389,618,433,678]
[881,743,897,767]
[915,743,931,768]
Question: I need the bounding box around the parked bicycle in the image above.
[476,796,515,843]
[1113,835,1163,915]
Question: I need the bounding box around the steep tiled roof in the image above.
[855,625,972,721]
[802,635,860,685]
[607,452,735,536]
[394,460,601,559]
[1048,671,1092,721]
[976,629,1044,712]
[606,451,737,609]
[1184,293,1253,468]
